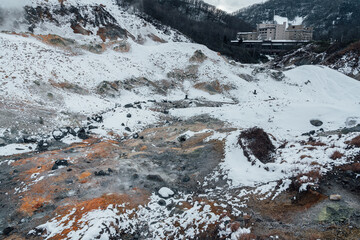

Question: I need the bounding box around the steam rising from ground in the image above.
[1,0,31,9]
[0,1,30,31]
[203,0,267,13]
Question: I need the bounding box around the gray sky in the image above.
[203,0,267,13]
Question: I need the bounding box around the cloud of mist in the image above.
[0,0,31,9]
[0,0,31,31]
[203,0,267,13]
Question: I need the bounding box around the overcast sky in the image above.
[203,0,267,13]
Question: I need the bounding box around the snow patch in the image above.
[0,143,36,156]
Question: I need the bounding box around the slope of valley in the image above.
[0,0,360,239]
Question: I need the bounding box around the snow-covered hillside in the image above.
[271,41,360,80]
[0,0,360,239]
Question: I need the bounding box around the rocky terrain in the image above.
[271,40,360,80]
[0,0,360,239]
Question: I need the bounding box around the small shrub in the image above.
[290,169,322,192]
[346,135,360,147]
[301,140,327,146]
[238,127,275,164]
[330,151,344,160]
[189,50,207,63]
[302,170,322,182]
[310,161,320,166]
[339,162,360,173]
[308,141,327,146]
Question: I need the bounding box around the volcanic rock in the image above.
[310,119,323,127]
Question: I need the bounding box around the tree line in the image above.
[117,0,261,63]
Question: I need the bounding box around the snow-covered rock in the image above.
[158,187,174,198]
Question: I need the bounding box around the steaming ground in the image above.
[1,0,360,239]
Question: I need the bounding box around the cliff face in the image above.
[24,5,127,41]
[0,0,189,43]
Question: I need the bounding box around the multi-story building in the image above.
[236,20,313,41]
[257,23,275,40]
[236,31,258,41]
[286,24,313,41]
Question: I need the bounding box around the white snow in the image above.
[0,143,36,156]
[61,135,84,145]
[171,65,360,139]
[35,193,241,239]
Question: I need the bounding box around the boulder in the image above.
[158,199,166,206]
[329,194,341,201]
[52,159,69,170]
[77,128,88,139]
[270,71,285,81]
[96,81,120,97]
[346,117,358,127]
[310,119,323,127]
[177,135,187,143]
[2,227,14,236]
[94,170,110,176]
[239,73,258,82]
[226,221,242,232]
[0,138,6,146]
[158,187,174,198]
[66,127,77,136]
[189,50,207,63]
[113,41,130,52]
[92,114,103,123]
[96,25,127,42]
[52,130,66,141]
[193,80,231,95]
[182,175,190,182]
[301,130,316,136]
[146,174,164,182]
[318,203,352,223]
[238,127,275,164]
[23,135,37,143]
[36,140,49,152]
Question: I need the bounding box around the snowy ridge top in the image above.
[1,0,190,44]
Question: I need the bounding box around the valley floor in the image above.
[0,4,360,237]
